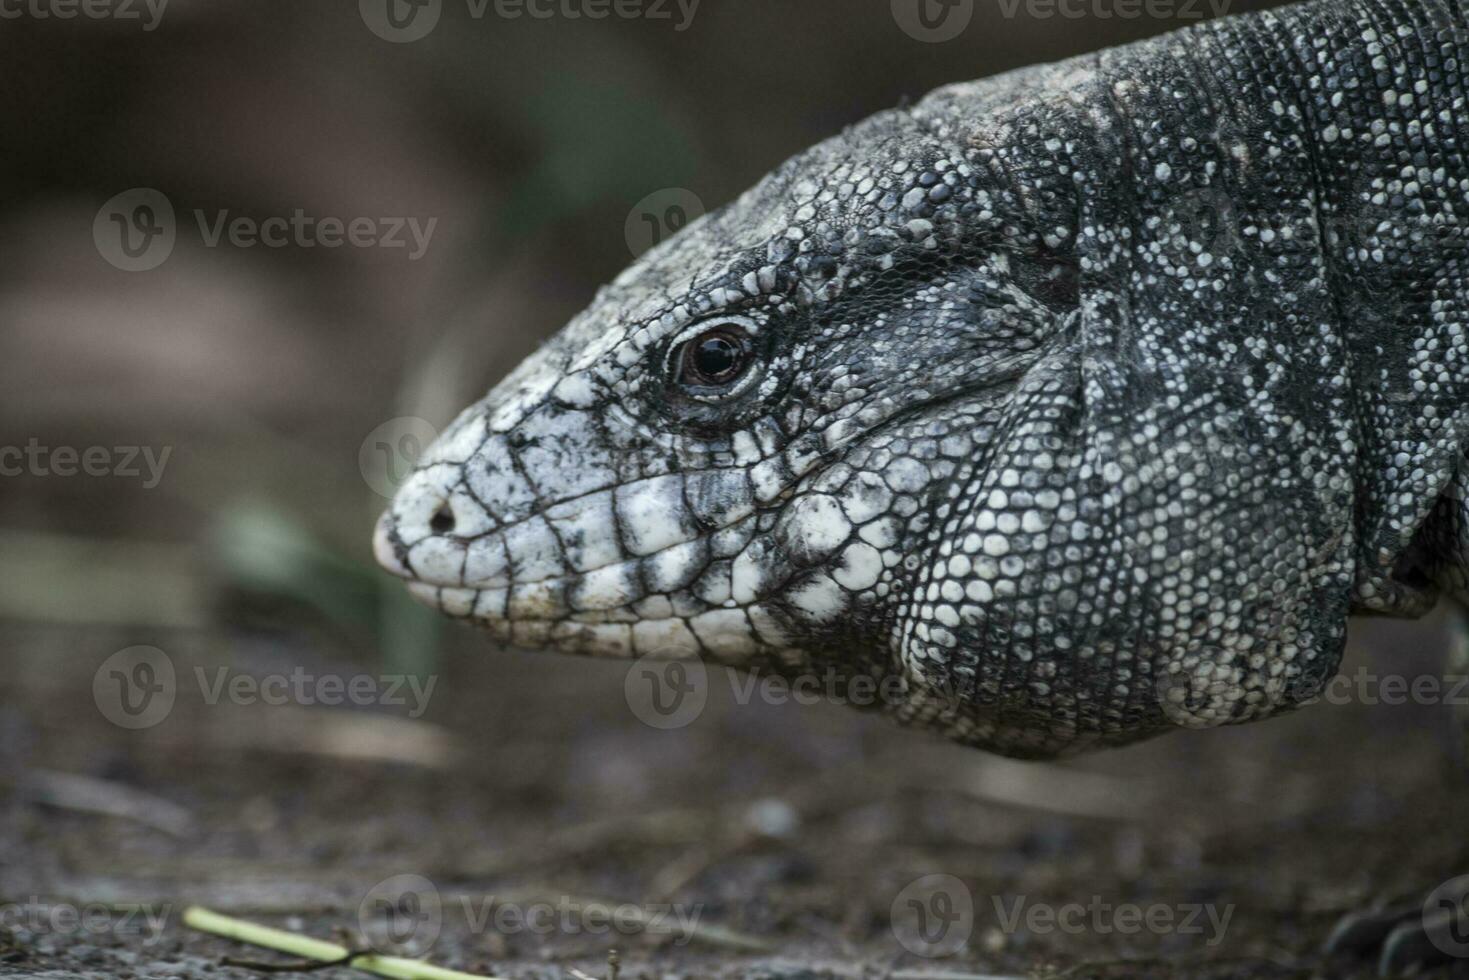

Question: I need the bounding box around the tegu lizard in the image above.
[376,0,1468,969]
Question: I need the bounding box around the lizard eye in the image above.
[681,330,746,385]
[669,321,757,394]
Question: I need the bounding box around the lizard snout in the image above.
[372,511,411,579]
[374,463,490,586]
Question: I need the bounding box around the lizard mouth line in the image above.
[385,503,757,594]
[405,580,731,629]
[402,549,728,625]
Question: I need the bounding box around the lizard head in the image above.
[374,72,1079,668]
[376,52,1357,755]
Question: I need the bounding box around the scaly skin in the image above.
[376,0,1469,760]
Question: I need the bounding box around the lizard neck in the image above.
[1277,0,1469,614]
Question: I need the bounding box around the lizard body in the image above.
[376,0,1469,760]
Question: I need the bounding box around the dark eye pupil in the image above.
[684,332,744,384]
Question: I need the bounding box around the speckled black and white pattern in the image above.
[377,0,1468,758]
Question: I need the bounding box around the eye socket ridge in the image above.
[665,316,762,399]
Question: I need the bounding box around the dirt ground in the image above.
[3,612,1468,980]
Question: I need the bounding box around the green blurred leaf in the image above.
[210,500,443,674]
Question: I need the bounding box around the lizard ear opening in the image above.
[1012,252,1080,311]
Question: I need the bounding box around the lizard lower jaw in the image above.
[404,581,606,625]
[406,581,474,614]
[402,581,658,659]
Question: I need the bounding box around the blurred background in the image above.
[3,1,1466,978]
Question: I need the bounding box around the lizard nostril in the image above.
[429,502,456,535]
